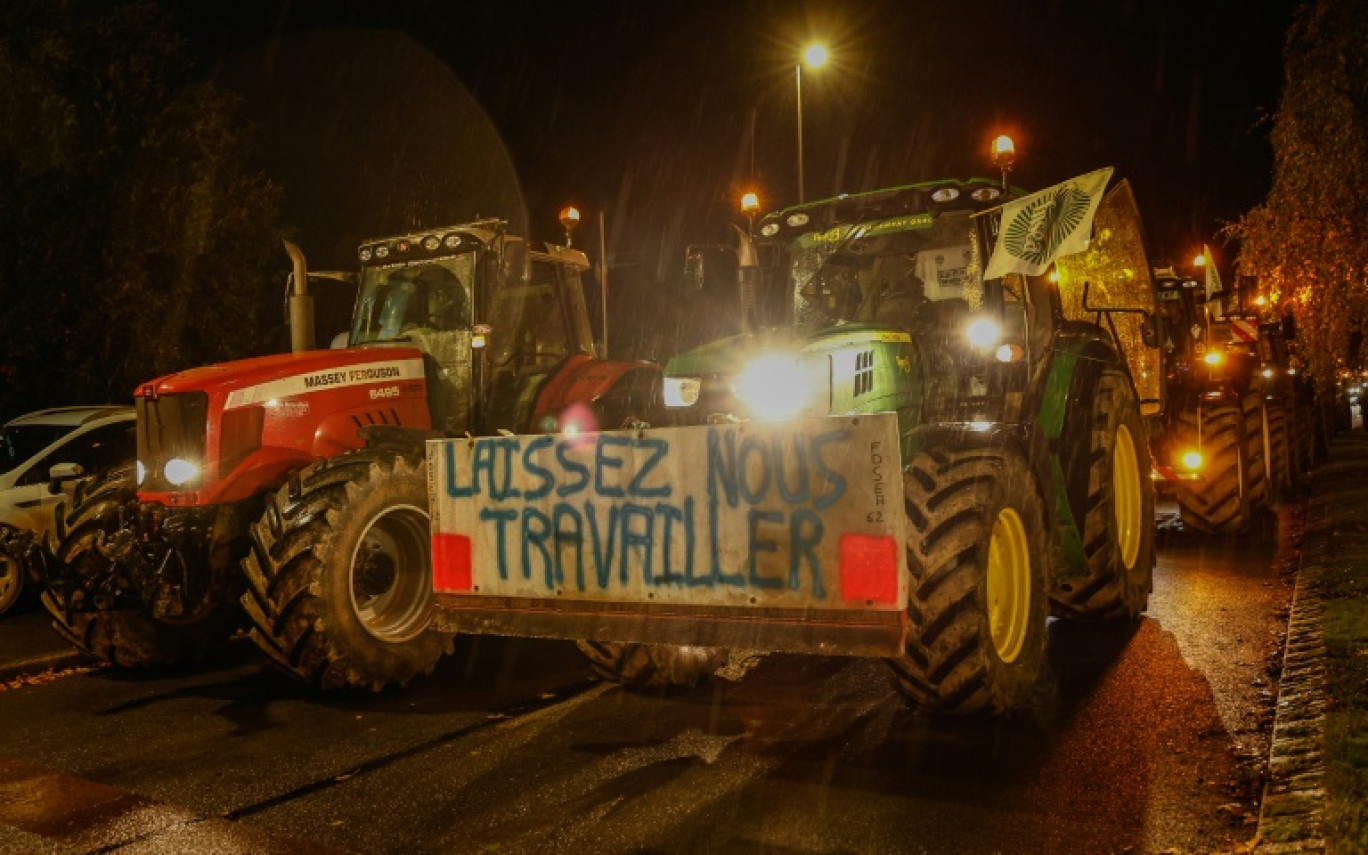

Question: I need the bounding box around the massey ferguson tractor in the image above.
[421,168,1164,717]
[43,216,660,690]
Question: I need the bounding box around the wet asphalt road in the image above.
[0,507,1297,855]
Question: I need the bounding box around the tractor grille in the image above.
[136,392,208,491]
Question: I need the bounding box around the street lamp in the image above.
[796,43,829,204]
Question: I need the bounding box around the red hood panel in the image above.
[139,347,424,398]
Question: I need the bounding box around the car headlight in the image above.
[732,352,815,421]
[662,376,702,408]
[965,317,1002,349]
[136,460,146,486]
[163,457,200,487]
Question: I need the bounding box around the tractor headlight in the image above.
[965,317,1002,349]
[1180,450,1203,472]
[136,460,146,486]
[662,376,702,408]
[732,352,814,421]
[163,457,200,487]
[1203,350,1225,366]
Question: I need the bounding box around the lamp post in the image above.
[796,43,828,204]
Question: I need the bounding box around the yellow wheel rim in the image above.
[986,506,1032,664]
[1113,423,1143,571]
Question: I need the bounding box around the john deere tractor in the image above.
[421,172,1164,717]
[44,216,660,690]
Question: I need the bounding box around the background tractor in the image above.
[423,170,1165,718]
[44,215,660,690]
[1148,266,1316,533]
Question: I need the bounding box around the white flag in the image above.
[1203,244,1224,320]
[1203,244,1223,298]
[983,167,1114,279]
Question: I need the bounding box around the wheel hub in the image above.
[986,506,1031,664]
[1113,423,1143,571]
[349,504,433,643]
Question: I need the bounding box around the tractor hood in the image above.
[136,346,425,401]
[665,323,902,378]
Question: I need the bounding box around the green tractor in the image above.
[584,170,1164,715]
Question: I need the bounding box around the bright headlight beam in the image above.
[965,317,1002,349]
[733,353,812,421]
[163,458,200,486]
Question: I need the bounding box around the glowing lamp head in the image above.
[135,460,147,486]
[1180,450,1204,472]
[991,135,1016,168]
[965,317,1003,349]
[732,352,814,421]
[558,206,581,231]
[1262,368,1274,379]
[1192,253,1206,268]
[802,44,829,68]
[1254,295,1267,307]
[740,192,760,214]
[1203,350,1225,367]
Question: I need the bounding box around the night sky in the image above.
[170,0,1294,352]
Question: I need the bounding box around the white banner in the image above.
[984,167,1114,279]
[427,416,908,612]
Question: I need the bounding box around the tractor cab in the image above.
[347,223,597,436]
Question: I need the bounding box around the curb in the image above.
[1255,492,1330,852]
[0,650,92,685]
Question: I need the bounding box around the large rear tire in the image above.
[889,446,1050,716]
[1175,403,1247,534]
[42,466,244,666]
[1265,402,1293,498]
[1052,369,1154,620]
[1242,392,1269,509]
[576,641,726,688]
[240,450,451,691]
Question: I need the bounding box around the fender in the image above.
[531,354,662,432]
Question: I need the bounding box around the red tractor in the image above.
[44,216,660,690]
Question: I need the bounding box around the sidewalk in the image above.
[0,603,90,686]
[1257,430,1368,853]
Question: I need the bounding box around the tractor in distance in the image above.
[44,211,661,690]
[422,165,1165,717]
[1147,261,1308,534]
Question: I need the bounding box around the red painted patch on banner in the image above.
[838,534,899,604]
[431,533,472,592]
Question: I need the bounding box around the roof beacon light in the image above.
[559,206,581,247]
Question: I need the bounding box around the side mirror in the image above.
[47,462,84,494]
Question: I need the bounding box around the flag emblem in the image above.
[983,167,1114,279]
[1003,186,1091,267]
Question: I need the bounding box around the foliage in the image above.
[1231,0,1368,389]
[0,1,283,415]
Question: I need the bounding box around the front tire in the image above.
[43,466,244,666]
[0,527,28,616]
[1175,403,1247,534]
[889,446,1050,716]
[240,450,451,691]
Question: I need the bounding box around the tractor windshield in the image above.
[773,210,983,329]
[350,253,475,345]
